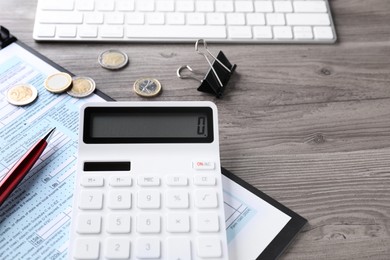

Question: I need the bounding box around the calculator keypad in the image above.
[72,172,225,259]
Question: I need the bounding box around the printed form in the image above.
[0,43,290,260]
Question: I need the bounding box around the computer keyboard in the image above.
[33,0,337,43]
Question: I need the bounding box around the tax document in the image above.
[0,43,291,260]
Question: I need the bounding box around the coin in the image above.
[67,76,96,98]
[133,78,162,97]
[7,84,38,106]
[98,49,129,70]
[45,72,72,93]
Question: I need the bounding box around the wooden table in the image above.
[1,0,389,259]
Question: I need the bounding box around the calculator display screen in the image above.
[84,107,214,143]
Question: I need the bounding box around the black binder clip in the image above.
[0,26,17,49]
[177,39,236,98]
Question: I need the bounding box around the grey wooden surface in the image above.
[1,0,390,259]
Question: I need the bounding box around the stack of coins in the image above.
[44,72,96,98]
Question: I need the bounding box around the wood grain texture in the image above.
[1,0,390,259]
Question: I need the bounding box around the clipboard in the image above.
[0,26,306,260]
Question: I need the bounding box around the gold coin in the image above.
[45,72,72,93]
[133,78,162,97]
[98,49,128,70]
[7,84,38,106]
[67,76,96,98]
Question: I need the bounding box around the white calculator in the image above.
[69,101,229,260]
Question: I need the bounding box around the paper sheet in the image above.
[0,43,291,260]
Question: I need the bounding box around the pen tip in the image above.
[43,128,56,142]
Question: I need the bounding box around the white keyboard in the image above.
[33,0,337,43]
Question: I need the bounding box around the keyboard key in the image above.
[137,190,161,209]
[39,11,83,24]
[235,1,254,12]
[76,214,102,234]
[294,1,327,13]
[106,13,125,24]
[273,26,293,39]
[293,26,313,39]
[126,25,227,39]
[166,190,189,208]
[197,237,222,258]
[167,213,190,233]
[100,25,124,38]
[274,1,293,13]
[266,13,286,25]
[108,189,132,209]
[286,13,331,26]
[105,238,131,259]
[76,0,94,11]
[137,214,161,233]
[253,26,273,39]
[137,1,155,12]
[156,0,174,12]
[187,13,206,25]
[247,13,266,25]
[226,13,246,25]
[147,13,165,25]
[228,26,252,39]
[195,189,218,208]
[57,24,77,38]
[206,13,226,25]
[78,25,98,38]
[136,237,160,259]
[78,190,103,210]
[167,237,191,260]
[84,13,104,24]
[96,0,115,11]
[166,13,185,25]
[126,13,145,24]
[35,24,56,38]
[254,1,273,12]
[107,213,131,234]
[196,1,214,12]
[116,0,135,11]
[215,1,234,12]
[313,26,334,39]
[74,238,100,260]
[176,1,195,12]
[196,212,220,232]
[40,0,74,11]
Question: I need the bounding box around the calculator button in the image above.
[108,190,132,209]
[196,212,220,232]
[79,190,103,209]
[137,190,161,209]
[76,214,102,234]
[104,237,131,259]
[166,175,188,186]
[136,237,161,259]
[194,175,216,186]
[166,189,189,209]
[197,237,222,258]
[138,176,160,186]
[137,214,161,233]
[74,238,100,259]
[167,213,190,233]
[167,237,192,259]
[106,213,131,234]
[81,176,104,187]
[193,161,215,170]
[109,175,132,187]
[195,189,218,208]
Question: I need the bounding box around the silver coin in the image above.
[67,76,96,98]
[133,78,162,97]
[45,72,73,93]
[7,83,38,106]
[98,49,129,70]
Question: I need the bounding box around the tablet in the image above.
[221,167,307,260]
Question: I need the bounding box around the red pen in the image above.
[0,128,55,206]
